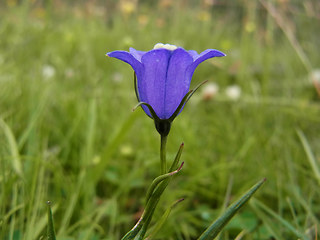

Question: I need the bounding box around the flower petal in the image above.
[164,48,194,119]
[107,50,143,77]
[129,48,146,62]
[188,50,198,60]
[187,49,226,79]
[139,49,172,118]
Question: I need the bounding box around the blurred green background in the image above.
[0,0,320,239]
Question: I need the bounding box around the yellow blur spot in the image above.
[197,11,211,22]
[7,0,17,7]
[245,22,256,33]
[120,0,137,16]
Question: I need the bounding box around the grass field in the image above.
[0,0,320,239]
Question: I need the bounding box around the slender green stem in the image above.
[160,135,167,174]
[121,143,184,240]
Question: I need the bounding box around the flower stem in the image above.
[160,135,167,174]
[121,143,184,240]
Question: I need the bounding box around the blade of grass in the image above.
[17,90,48,150]
[47,201,57,240]
[198,178,266,240]
[58,169,86,235]
[296,129,320,185]
[145,198,184,240]
[259,0,312,71]
[251,198,309,240]
[249,200,283,239]
[0,117,23,177]
[8,184,18,240]
[91,112,138,184]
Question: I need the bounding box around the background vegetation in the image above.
[0,0,319,239]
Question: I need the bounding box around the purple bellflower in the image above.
[107,43,225,136]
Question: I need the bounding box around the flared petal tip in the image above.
[106,51,116,57]
[213,49,227,57]
[106,51,122,58]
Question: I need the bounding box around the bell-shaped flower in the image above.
[107,43,225,135]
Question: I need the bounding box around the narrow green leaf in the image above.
[198,178,266,240]
[145,162,184,203]
[122,143,184,240]
[123,172,182,239]
[0,117,23,177]
[47,201,56,240]
[249,200,283,239]
[92,112,138,184]
[250,198,309,240]
[145,198,184,240]
[121,179,173,240]
[133,145,185,240]
[169,143,184,172]
[296,129,320,185]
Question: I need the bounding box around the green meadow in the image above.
[0,1,319,239]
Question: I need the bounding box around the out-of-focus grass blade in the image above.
[297,129,320,185]
[250,198,309,240]
[249,199,283,239]
[0,117,23,177]
[47,201,56,240]
[58,169,85,235]
[17,91,48,149]
[92,112,138,183]
[198,178,266,240]
[145,198,184,240]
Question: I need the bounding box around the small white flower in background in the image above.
[310,69,320,84]
[310,69,320,96]
[42,65,56,80]
[201,82,219,100]
[226,85,241,100]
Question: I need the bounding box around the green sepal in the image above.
[185,80,208,103]
[133,102,160,121]
[133,72,140,102]
[168,90,192,122]
[168,80,208,122]
[198,178,266,240]
[46,201,56,240]
[133,102,172,136]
